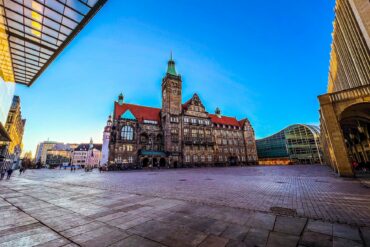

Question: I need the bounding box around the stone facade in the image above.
[107,57,258,169]
[0,95,25,170]
[319,0,370,177]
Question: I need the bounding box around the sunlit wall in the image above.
[0,78,15,125]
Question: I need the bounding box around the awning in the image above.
[0,122,11,142]
[139,150,166,157]
[0,0,107,86]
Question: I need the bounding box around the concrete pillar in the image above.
[319,95,354,177]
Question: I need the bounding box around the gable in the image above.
[120,110,136,120]
[114,102,161,123]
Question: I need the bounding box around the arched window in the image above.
[121,126,133,140]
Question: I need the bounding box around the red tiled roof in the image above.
[209,114,241,127]
[114,102,161,123]
[238,118,250,127]
[115,102,244,127]
[182,98,192,110]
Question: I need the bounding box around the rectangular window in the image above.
[193,155,198,162]
[170,117,179,123]
[191,129,197,138]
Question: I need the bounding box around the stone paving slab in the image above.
[0,166,369,246]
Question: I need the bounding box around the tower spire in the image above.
[167,51,177,76]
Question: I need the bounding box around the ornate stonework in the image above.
[107,57,258,169]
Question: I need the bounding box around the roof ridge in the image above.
[209,113,238,119]
[121,102,161,110]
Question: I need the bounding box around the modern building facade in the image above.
[35,141,63,165]
[318,0,370,176]
[256,124,323,165]
[107,56,258,169]
[0,96,26,170]
[46,149,72,168]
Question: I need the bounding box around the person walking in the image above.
[0,168,5,180]
[6,168,13,179]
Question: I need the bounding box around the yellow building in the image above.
[4,96,25,156]
[318,0,370,177]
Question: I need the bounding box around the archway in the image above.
[159,158,166,167]
[340,103,370,173]
[142,158,149,168]
[228,156,238,166]
[152,158,158,167]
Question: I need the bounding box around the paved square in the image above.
[0,165,369,246]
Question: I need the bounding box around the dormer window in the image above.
[143,120,157,124]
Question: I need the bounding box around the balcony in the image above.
[328,85,370,103]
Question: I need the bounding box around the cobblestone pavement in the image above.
[0,165,369,246]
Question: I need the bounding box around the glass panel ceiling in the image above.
[0,0,106,86]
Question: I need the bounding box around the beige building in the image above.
[35,141,62,165]
[318,0,370,176]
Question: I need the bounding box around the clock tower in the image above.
[161,53,182,166]
[162,53,182,114]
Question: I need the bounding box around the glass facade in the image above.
[0,0,107,86]
[256,124,323,164]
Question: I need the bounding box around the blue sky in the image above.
[15,0,335,155]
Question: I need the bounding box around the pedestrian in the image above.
[70,166,73,172]
[19,167,23,175]
[0,168,5,180]
[6,168,13,179]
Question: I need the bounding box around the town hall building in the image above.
[104,56,258,169]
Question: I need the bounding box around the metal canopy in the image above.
[0,0,106,86]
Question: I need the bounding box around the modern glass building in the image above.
[256,124,323,165]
